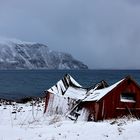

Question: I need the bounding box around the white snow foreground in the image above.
[0,102,140,140]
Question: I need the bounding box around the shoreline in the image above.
[0,96,44,104]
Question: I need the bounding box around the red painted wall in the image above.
[44,92,50,113]
[81,78,140,121]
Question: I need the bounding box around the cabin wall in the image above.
[45,93,72,116]
[44,92,50,113]
[77,107,90,121]
[80,102,96,121]
[97,80,140,120]
[81,80,140,121]
[81,101,107,121]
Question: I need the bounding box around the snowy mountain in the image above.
[0,38,88,69]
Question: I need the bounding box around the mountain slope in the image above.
[0,39,88,69]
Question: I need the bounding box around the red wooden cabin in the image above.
[80,76,140,121]
[44,75,140,121]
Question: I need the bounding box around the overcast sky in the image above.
[0,0,140,69]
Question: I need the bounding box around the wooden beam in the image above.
[116,108,140,110]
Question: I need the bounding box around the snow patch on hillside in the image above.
[0,38,88,69]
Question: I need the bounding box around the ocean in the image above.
[0,70,140,100]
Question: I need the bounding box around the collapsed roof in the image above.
[47,74,87,100]
[47,74,124,102]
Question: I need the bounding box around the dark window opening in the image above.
[120,92,136,102]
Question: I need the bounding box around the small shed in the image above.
[44,75,140,121]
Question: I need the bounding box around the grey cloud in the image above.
[0,0,140,69]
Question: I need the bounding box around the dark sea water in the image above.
[0,70,140,100]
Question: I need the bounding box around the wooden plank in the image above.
[116,108,140,110]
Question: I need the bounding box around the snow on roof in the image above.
[69,75,82,87]
[64,87,87,100]
[47,74,125,102]
[47,74,86,98]
[83,79,124,102]
[48,80,66,95]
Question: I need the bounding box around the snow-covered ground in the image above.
[0,101,140,140]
